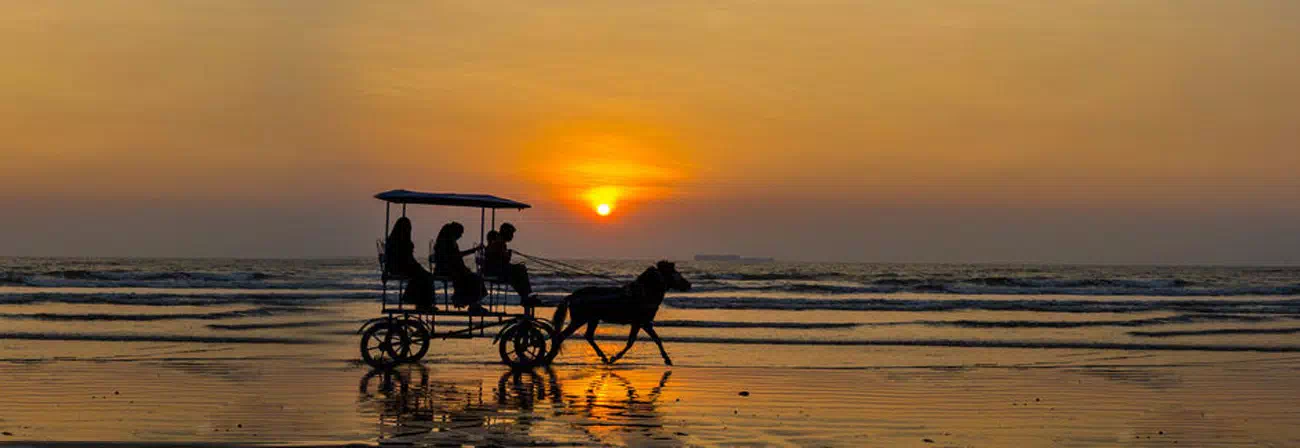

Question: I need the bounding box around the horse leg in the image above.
[549,320,587,361]
[608,324,640,365]
[642,324,672,366]
[584,321,610,364]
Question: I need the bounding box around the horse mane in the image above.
[625,265,664,300]
[635,266,663,288]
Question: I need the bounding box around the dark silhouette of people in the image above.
[433,222,487,313]
[483,223,540,307]
[385,217,435,312]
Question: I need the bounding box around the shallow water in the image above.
[2,258,1299,445]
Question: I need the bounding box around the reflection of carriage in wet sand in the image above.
[358,365,676,446]
[358,189,691,369]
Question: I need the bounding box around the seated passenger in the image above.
[483,223,540,307]
[432,222,487,313]
[384,217,435,312]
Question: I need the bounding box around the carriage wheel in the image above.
[396,319,431,363]
[498,320,556,369]
[360,321,409,368]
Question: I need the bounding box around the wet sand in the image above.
[2,301,1299,446]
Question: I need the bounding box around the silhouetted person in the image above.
[484,222,540,307]
[385,217,435,312]
[433,222,487,313]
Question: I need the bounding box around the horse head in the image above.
[630,261,691,303]
[655,260,691,292]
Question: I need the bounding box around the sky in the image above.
[2,1,1299,264]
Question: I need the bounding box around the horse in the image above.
[548,261,691,366]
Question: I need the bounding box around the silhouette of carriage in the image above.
[357,189,557,369]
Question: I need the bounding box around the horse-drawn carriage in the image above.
[358,189,691,369]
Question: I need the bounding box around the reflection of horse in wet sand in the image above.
[550,261,691,365]
[564,369,676,446]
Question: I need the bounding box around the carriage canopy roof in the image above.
[374,189,531,209]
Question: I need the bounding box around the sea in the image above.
[2,257,1299,353]
[4,257,1300,445]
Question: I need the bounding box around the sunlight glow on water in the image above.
[2,258,1300,444]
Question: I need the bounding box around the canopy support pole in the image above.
[479,208,486,273]
[384,202,391,239]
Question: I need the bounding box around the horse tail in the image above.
[551,296,569,331]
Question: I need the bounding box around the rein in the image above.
[512,252,626,285]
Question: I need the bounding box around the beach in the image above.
[2,258,1299,446]
[7,0,1300,444]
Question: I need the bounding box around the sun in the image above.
[596,203,612,216]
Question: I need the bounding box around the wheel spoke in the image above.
[498,321,556,367]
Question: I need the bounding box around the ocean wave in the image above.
[709,282,1300,297]
[6,261,1300,298]
[6,290,1300,316]
[629,278,1300,297]
[13,278,374,291]
[940,284,1300,297]
[661,296,1300,314]
[587,335,1300,352]
[1,266,373,290]
[38,269,274,282]
[1129,327,1300,338]
[0,292,376,306]
[0,306,310,322]
[0,332,320,344]
[207,320,359,331]
[652,320,860,329]
[959,276,1197,289]
[882,314,1276,329]
[695,272,839,281]
[649,314,1282,331]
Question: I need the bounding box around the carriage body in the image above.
[357,190,556,369]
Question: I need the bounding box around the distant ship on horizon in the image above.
[694,254,776,263]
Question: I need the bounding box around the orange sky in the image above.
[2,1,1298,263]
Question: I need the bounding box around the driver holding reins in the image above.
[483,223,542,308]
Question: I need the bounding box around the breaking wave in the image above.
[207,320,359,331]
[0,306,309,321]
[0,292,374,306]
[1129,327,1300,338]
[661,296,1300,314]
[881,314,1278,329]
[587,335,1300,353]
[675,280,1300,297]
[0,332,319,344]
[4,259,1300,297]
[5,290,1300,316]
[652,320,860,329]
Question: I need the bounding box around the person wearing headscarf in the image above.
[384,217,435,311]
[433,222,487,313]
